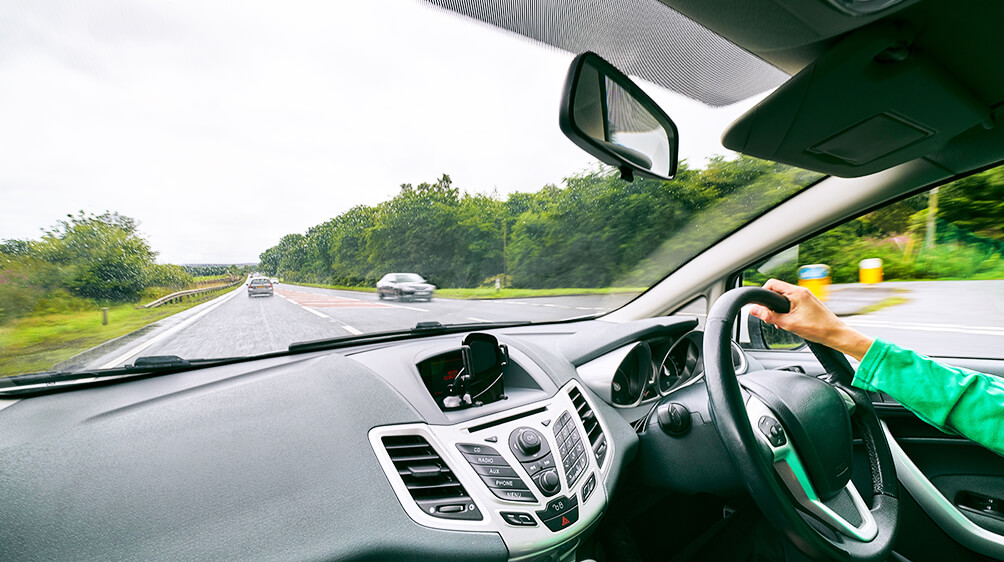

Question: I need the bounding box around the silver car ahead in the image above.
[247,277,274,297]
[376,273,435,302]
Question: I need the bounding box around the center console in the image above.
[370,380,612,561]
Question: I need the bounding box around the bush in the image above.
[145,264,194,291]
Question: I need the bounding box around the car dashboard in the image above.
[0,314,757,561]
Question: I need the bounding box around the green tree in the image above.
[36,212,157,301]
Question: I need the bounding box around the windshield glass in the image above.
[0,1,822,376]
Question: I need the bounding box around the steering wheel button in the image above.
[757,416,788,447]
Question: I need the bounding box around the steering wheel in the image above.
[704,287,899,561]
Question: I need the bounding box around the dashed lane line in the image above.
[341,323,363,335]
[393,304,429,312]
[468,317,490,322]
[302,306,330,319]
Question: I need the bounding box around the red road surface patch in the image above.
[277,288,395,309]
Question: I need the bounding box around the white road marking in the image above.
[392,305,429,312]
[276,294,288,300]
[468,317,490,322]
[845,318,1004,337]
[99,287,244,368]
[302,306,329,319]
[341,323,363,335]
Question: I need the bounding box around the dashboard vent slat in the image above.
[381,435,482,521]
[569,386,609,468]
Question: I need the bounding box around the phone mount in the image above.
[442,333,509,410]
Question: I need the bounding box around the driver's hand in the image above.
[750,279,874,360]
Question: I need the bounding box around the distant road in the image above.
[84,280,1002,368]
[85,284,635,367]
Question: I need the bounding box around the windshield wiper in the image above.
[0,355,236,397]
[1,318,591,397]
[286,320,534,353]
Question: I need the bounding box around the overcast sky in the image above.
[0,0,773,264]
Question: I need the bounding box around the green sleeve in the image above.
[852,339,1004,457]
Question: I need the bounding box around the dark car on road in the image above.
[376,273,435,301]
[247,277,274,297]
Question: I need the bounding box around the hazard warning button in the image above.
[541,505,579,532]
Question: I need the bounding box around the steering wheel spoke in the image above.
[745,393,878,542]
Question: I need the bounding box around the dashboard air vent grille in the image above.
[381,435,481,520]
[569,386,609,468]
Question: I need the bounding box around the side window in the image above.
[741,169,1004,359]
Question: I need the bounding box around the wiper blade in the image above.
[287,320,533,353]
[0,355,226,396]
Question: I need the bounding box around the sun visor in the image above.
[722,23,988,177]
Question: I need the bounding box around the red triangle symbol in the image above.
[561,516,570,526]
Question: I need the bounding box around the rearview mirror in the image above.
[560,51,679,181]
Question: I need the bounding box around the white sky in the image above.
[0,0,773,264]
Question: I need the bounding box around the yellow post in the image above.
[797,264,831,301]
[859,258,883,284]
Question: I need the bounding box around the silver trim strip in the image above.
[882,422,1004,559]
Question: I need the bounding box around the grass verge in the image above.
[281,281,643,300]
[0,288,232,377]
[856,296,909,315]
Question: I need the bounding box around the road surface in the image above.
[81,285,636,368]
[81,280,1002,369]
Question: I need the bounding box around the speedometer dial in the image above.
[659,331,747,395]
[657,361,679,394]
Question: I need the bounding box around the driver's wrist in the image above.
[831,327,873,361]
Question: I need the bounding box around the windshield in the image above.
[0,1,822,376]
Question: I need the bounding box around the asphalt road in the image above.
[84,280,1002,368]
[838,280,1004,358]
[84,284,636,367]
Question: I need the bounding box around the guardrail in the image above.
[138,278,244,309]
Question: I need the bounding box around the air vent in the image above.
[568,386,609,468]
[381,435,482,521]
